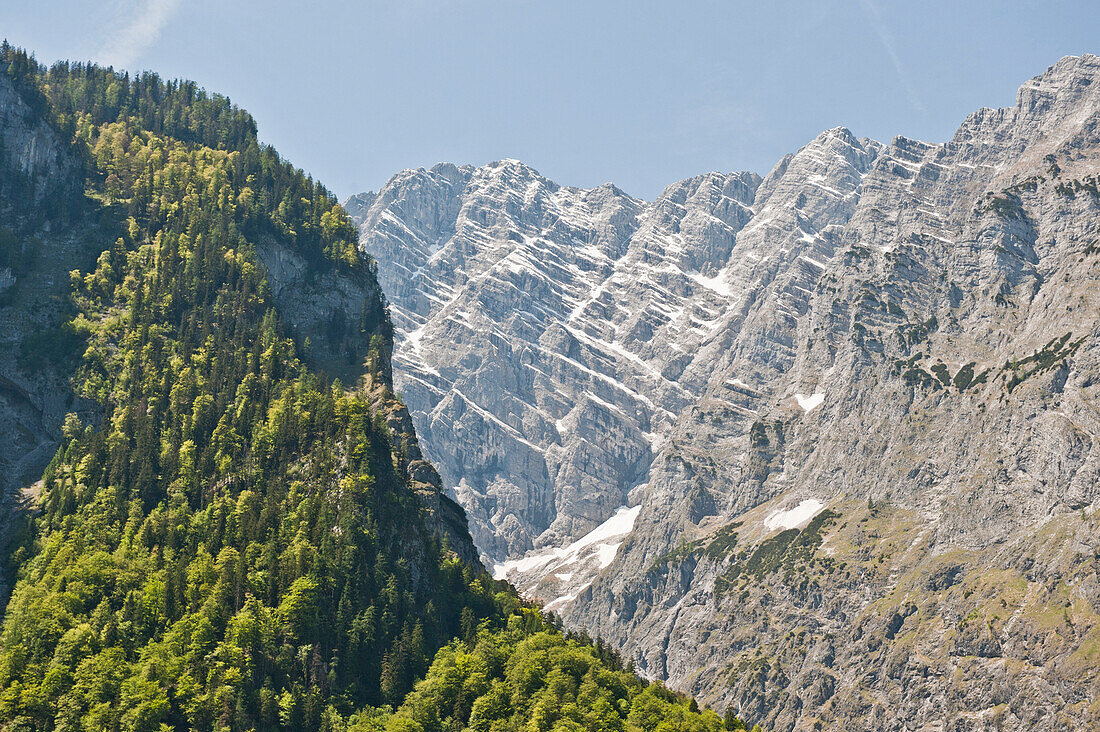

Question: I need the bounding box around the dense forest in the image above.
[0,45,757,731]
[350,609,759,732]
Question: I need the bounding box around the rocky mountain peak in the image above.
[350,55,1100,731]
[948,53,1100,173]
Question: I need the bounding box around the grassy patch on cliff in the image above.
[1001,332,1084,392]
[650,523,742,571]
[714,511,842,597]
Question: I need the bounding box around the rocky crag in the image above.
[350,54,1100,730]
[0,68,479,594]
[0,72,91,589]
[344,158,763,563]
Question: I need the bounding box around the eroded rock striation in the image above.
[350,55,1100,730]
[346,159,765,563]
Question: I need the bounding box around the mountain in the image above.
[0,48,494,729]
[0,45,739,732]
[343,160,764,565]
[349,54,1100,731]
[0,56,92,601]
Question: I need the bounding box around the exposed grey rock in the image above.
[0,75,92,593]
[255,236,394,385]
[348,159,763,563]
[569,53,1100,731]
[0,75,78,196]
[351,54,1100,730]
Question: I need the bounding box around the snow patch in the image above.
[595,541,622,568]
[764,499,826,531]
[492,505,642,581]
[795,392,825,412]
[543,591,582,613]
[685,269,734,298]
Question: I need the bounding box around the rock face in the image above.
[571,55,1100,732]
[0,73,90,579]
[346,160,763,562]
[0,74,78,198]
[351,54,1100,730]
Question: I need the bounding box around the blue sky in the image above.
[2,1,1098,200]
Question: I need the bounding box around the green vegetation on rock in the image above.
[343,608,757,732]
[714,511,842,598]
[1001,332,1084,392]
[0,46,743,732]
[0,48,495,731]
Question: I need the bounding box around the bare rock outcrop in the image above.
[351,55,1100,730]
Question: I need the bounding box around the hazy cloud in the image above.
[858,0,926,115]
[96,0,181,70]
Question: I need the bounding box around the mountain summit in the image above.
[349,54,1100,731]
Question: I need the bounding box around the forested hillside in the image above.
[0,46,750,732]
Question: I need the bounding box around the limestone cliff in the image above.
[351,55,1100,730]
